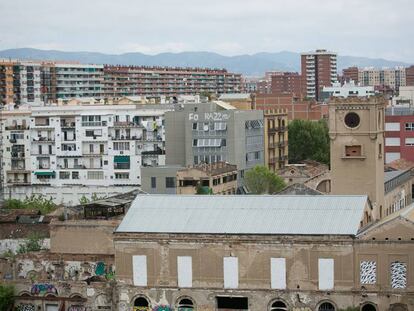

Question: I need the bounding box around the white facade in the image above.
[322,81,375,100]
[392,86,414,107]
[1,101,173,205]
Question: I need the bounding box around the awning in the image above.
[114,156,130,163]
[34,171,55,176]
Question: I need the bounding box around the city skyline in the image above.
[1,0,413,62]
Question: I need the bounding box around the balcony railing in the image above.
[5,125,29,130]
[113,121,143,128]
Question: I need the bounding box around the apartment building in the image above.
[1,99,174,204]
[301,49,337,101]
[103,65,242,98]
[352,67,407,91]
[321,81,375,101]
[255,93,328,120]
[270,71,302,95]
[385,106,414,163]
[264,109,288,171]
[176,162,238,194]
[165,101,264,188]
[0,60,42,105]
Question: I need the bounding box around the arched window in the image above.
[134,297,150,311]
[361,303,376,311]
[270,300,287,311]
[319,302,335,311]
[177,298,194,310]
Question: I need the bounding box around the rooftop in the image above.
[116,195,368,236]
[179,162,237,176]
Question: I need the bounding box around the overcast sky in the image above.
[1,0,413,62]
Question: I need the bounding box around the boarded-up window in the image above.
[318,258,334,290]
[345,145,361,156]
[391,261,407,289]
[223,257,238,289]
[177,256,192,288]
[360,261,376,284]
[132,255,147,286]
[271,258,286,289]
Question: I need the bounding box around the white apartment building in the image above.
[321,81,375,101]
[1,99,174,205]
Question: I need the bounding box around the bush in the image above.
[0,284,14,311]
[17,233,44,254]
[4,195,56,215]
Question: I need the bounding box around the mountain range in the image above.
[0,48,411,77]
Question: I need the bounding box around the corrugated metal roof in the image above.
[384,170,406,183]
[219,93,251,100]
[116,195,367,236]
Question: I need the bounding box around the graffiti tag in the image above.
[30,283,58,295]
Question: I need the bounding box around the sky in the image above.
[0,0,413,62]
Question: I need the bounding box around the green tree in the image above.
[0,284,14,311]
[288,119,330,165]
[244,165,286,194]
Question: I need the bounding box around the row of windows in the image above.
[151,176,176,189]
[132,255,408,290]
[192,122,227,131]
[193,138,226,147]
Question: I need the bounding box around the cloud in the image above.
[0,0,413,62]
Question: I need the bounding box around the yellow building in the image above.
[176,162,237,195]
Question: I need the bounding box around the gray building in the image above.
[165,102,264,187]
[141,165,183,194]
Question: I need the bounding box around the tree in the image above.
[288,119,330,165]
[244,165,286,194]
[0,284,14,311]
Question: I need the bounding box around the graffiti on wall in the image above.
[391,261,407,289]
[152,306,172,311]
[17,304,35,311]
[360,260,376,284]
[68,306,86,311]
[30,283,58,295]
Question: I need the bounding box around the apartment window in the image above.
[151,177,156,188]
[115,173,129,179]
[86,129,102,137]
[271,258,286,289]
[132,255,147,286]
[89,144,94,153]
[177,256,192,288]
[385,137,400,147]
[72,171,79,179]
[48,145,52,154]
[87,171,104,180]
[59,171,70,179]
[166,177,176,188]
[62,144,76,151]
[318,258,334,290]
[38,145,42,154]
[405,138,414,146]
[113,142,130,151]
[192,123,198,130]
[405,122,414,131]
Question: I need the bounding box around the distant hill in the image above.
[0,48,411,76]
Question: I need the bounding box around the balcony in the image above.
[7,180,30,186]
[60,121,76,128]
[32,137,55,142]
[113,121,143,128]
[110,135,133,141]
[11,152,25,159]
[81,121,106,127]
[5,125,29,130]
